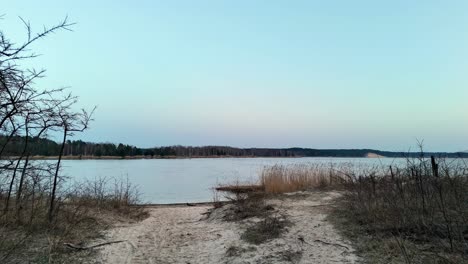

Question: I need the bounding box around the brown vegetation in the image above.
[240,214,289,245]
[0,176,146,263]
[331,155,468,263]
[212,181,290,249]
[260,163,350,193]
[236,156,468,262]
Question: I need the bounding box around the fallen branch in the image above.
[313,239,349,250]
[64,240,126,250]
[308,203,334,208]
[298,236,350,250]
[216,185,264,194]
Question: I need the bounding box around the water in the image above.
[61,157,404,204]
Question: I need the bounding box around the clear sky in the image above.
[3,1,468,151]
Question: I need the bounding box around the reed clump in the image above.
[260,164,351,193]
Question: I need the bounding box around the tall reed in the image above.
[260,163,353,193]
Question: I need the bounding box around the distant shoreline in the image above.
[3,136,467,159]
[3,155,387,160]
[3,152,467,161]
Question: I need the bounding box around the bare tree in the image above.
[0,15,94,224]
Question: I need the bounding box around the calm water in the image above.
[61,157,403,204]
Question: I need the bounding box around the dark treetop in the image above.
[1,136,467,158]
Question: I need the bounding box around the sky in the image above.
[3,1,468,151]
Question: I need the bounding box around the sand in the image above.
[365,152,385,158]
[94,191,358,264]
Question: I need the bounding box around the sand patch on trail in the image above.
[94,192,358,264]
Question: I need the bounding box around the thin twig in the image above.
[64,240,126,250]
[313,239,350,250]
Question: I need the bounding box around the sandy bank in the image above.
[365,152,385,158]
[93,191,358,264]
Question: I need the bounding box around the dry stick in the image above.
[299,236,350,250]
[64,240,126,250]
[308,203,334,207]
[313,239,350,250]
[393,235,411,264]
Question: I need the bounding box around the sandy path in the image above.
[95,192,358,264]
[97,206,237,263]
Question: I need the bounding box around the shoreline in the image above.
[3,154,389,160]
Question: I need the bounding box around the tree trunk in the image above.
[48,128,67,223]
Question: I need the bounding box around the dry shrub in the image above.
[0,176,146,263]
[213,179,276,221]
[222,191,269,221]
[214,182,290,247]
[241,214,289,244]
[67,176,145,216]
[333,156,468,263]
[260,164,349,193]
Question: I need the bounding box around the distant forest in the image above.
[1,135,467,158]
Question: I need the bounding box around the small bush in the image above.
[241,215,289,245]
[215,181,270,221]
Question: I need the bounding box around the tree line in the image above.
[2,135,467,158]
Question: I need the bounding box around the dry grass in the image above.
[256,157,468,262]
[214,164,351,220]
[0,176,147,263]
[260,164,350,193]
[330,156,468,263]
[214,181,290,250]
[241,214,289,244]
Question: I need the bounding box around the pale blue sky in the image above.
[3,1,468,151]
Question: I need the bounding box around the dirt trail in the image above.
[95,191,358,264]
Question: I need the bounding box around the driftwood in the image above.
[215,185,264,194]
[64,240,126,250]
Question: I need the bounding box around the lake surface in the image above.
[61,157,404,204]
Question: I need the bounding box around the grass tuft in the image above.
[241,215,289,245]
